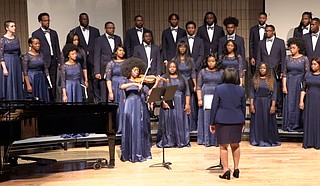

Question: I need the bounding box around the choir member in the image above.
[299,57,320,150]
[249,63,280,147]
[0,20,24,100]
[32,12,61,102]
[120,57,157,162]
[302,18,320,62]
[196,54,222,146]
[61,44,83,103]
[219,40,244,86]
[156,61,191,148]
[282,37,309,132]
[22,37,50,101]
[196,12,224,56]
[293,12,312,38]
[105,44,126,133]
[172,41,197,131]
[210,67,245,180]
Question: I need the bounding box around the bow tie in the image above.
[227,35,235,40]
[145,44,151,47]
[171,28,178,32]
[136,28,143,32]
[259,25,265,29]
[43,30,50,34]
[108,35,114,39]
[207,26,214,30]
[312,33,318,37]
[82,27,89,31]
[302,26,308,30]
[266,38,273,42]
[188,36,195,39]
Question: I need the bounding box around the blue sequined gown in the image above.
[0,36,24,100]
[22,53,50,101]
[157,77,190,148]
[196,69,222,146]
[120,79,152,162]
[178,60,197,131]
[302,72,320,149]
[249,78,281,146]
[105,60,125,133]
[282,55,309,132]
[60,63,83,102]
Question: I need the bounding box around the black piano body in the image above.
[0,100,118,176]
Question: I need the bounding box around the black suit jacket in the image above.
[124,27,153,58]
[133,44,161,75]
[196,25,224,56]
[302,33,320,62]
[178,36,204,73]
[293,26,312,38]
[256,37,286,77]
[218,34,246,70]
[94,34,122,76]
[161,27,187,61]
[249,25,266,60]
[70,26,100,65]
[32,28,61,67]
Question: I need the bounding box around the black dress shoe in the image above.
[219,170,231,180]
[233,169,240,178]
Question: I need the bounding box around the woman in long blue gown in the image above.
[196,54,222,146]
[156,61,191,148]
[61,44,83,103]
[105,44,126,133]
[300,57,320,149]
[22,37,50,101]
[0,20,24,100]
[120,57,155,162]
[250,63,280,147]
[282,37,309,132]
[172,41,197,131]
[219,40,244,86]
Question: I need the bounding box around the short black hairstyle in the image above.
[185,21,196,29]
[222,67,239,85]
[38,12,49,22]
[121,57,146,79]
[143,30,152,37]
[223,16,239,27]
[4,20,14,31]
[79,12,88,19]
[62,44,79,59]
[259,12,268,17]
[302,12,312,19]
[203,11,218,25]
[312,17,320,23]
[104,21,114,28]
[168,13,179,21]
[27,36,40,45]
[265,24,275,31]
[286,37,305,54]
[134,15,143,21]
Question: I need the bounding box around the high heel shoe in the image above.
[219,169,231,180]
[233,169,240,178]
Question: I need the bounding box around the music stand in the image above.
[148,85,177,170]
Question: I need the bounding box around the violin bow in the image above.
[140,58,153,85]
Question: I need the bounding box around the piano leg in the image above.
[107,112,116,168]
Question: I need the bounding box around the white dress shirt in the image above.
[187,35,195,54]
[207,24,214,42]
[259,24,266,40]
[302,25,310,35]
[41,27,53,55]
[266,36,275,55]
[136,27,143,44]
[106,34,115,52]
[311,30,319,51]
[171,26,178,43]
[81,25,90,45]
[144,42,151,63]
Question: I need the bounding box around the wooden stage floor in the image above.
[1,141,320,186]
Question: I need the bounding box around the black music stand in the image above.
[148,85,177,170]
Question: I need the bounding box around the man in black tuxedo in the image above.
[179,21,204,73]
[249,12,267,75]
[70,13,100,102]
[293,12,312,38]
[133,30,161,75]
[94,21,122,102]
[32,12,61,102]
[218,16,246,72]
[161,13,187,64]
[303,18,320,62]
[124,15,153,58]
[256,25,286,116]
[196,12,224,56]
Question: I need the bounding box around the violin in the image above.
[134,74,169,84]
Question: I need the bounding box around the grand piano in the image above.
[0,100,118,178]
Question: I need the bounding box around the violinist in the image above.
[119,57,161,162]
